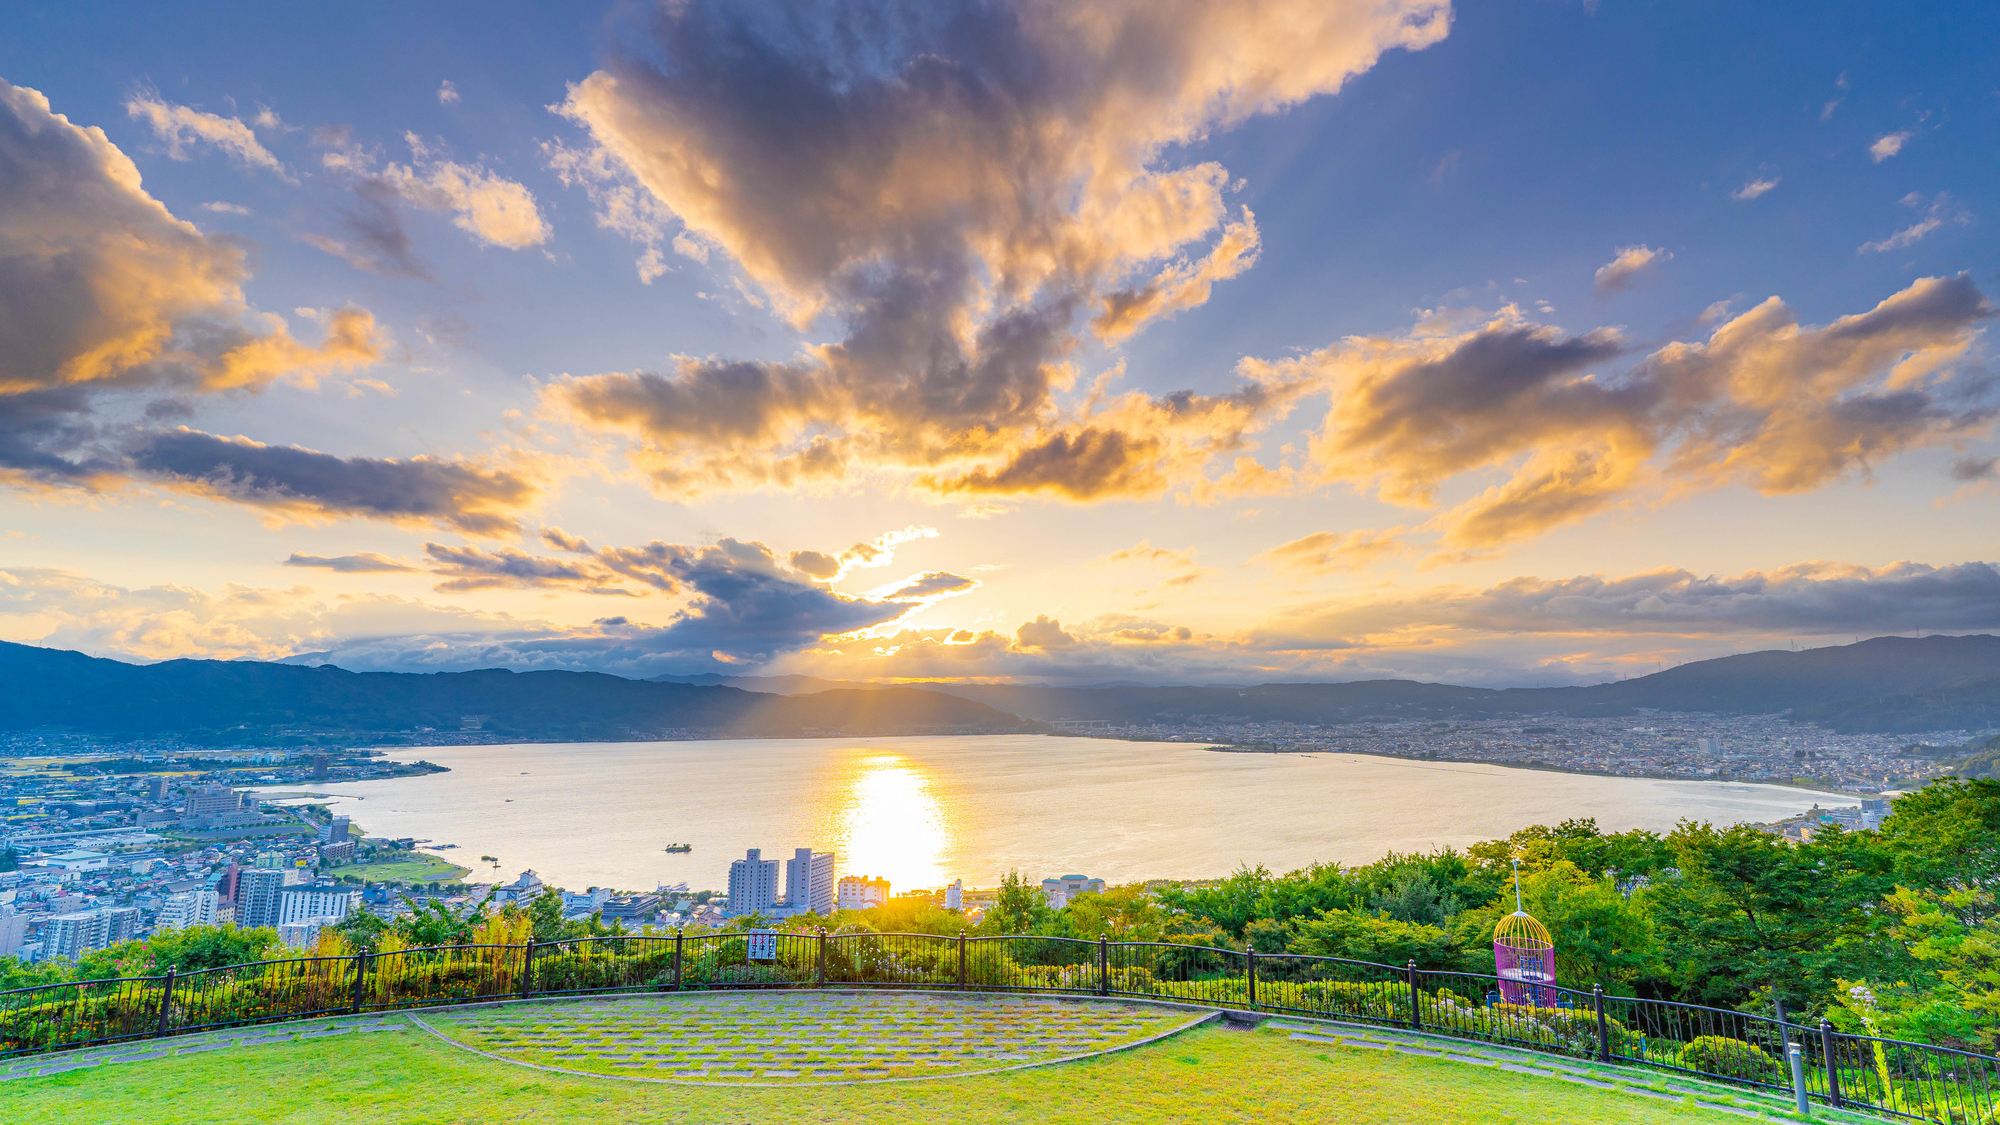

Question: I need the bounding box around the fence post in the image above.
[673,928,684,990]
[1788,1042,1811,1118]
[1592,986,1611,1061]
[348,951,368,1014]
[520,940,536,999]
[155,968,176,1037]
[1407,960,1421,1031]
[817,929,828,988]
[957,932,968,990]
[1097,937,1109,997]
[1820,1020,1843,1108]
[1245,948,1257,1010]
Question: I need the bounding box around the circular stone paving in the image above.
[417,991,1209,1084]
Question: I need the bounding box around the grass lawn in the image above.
[3,1022,1768,1124]
[334,852,471,884]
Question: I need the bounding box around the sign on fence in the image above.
[746,929,777,961]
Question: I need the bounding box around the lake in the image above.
[285,735,1834,893]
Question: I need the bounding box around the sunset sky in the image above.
[1,0,1996,686]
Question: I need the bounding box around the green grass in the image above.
[3,1023,1766,1124]
[333,853,471,884]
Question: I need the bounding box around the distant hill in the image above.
[6,633,1997,745]
[797,636,2000,734]
[673,637,2000,734]
[0,642,1038,745]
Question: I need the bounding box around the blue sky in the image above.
[1,0,1995,685]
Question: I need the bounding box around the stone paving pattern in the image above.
[1266,1019,1869,1123]
[0,1015,409,1081]
[425,992,1199,1082]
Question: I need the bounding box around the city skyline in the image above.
[2,1,1997,688]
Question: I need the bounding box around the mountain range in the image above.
[662,634,2000,735]
[2,633,1996,745]
[0,642,1033,745]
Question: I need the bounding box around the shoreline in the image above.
[1200,743,1869,798]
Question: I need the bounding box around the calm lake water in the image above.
[287,736,1832,893]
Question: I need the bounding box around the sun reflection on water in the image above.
[831,752,951,890]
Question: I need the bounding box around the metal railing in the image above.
[5,931,1997,1122]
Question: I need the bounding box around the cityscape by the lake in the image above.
[0,731,1905,960]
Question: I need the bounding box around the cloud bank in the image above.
[0,79,547,536]
[7,557,1995,687]
[547,0,1450,498]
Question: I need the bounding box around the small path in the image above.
[415,991,1213,1086]
[1264,1018,1881,1124]
[0,1015,409,1081]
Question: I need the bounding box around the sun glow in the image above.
[829,752,950,891]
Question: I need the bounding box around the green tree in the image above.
[979,873,1054,935]
[1156,863,1364,937]
[1878,778,2000,891]
[527,888,565,943]
[392,894,492,946]
[1467,819,1670,881]
[1454,862,1659,989]
[1367,870,1461,927]
[0,956,74,991]
[1645,822,1895,1008]
[1060,885,1169,941]
[331,910,390,952]
[75,924,283,979]
[1288,908,1461,969]
[1830,886,2000,1052]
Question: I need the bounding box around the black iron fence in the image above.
[5,932,1997,1121]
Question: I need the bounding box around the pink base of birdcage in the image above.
[1494,939,1557,1007]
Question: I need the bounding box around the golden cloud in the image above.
[544,0,1448,498]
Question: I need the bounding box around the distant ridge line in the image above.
[3,633,1996,742]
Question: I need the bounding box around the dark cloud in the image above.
[130,429,538,535]
[422,543,605,592]
[930,427,1164,500]
[0,388,110,482]
[305,178,431,279]
[293,537,922,675]
[881,571,977,600]
[1951,456,1996,482]
[540,527,594,553]
[1264,561,2000,640]
[284,552,415,573]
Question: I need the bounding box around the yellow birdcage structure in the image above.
[1494,860,1556,1006]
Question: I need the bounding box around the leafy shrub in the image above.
[1424,995,1634,1057]
[1675,1035,1782,1082]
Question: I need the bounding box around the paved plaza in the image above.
[0,1015,411,1081]
[419,991,1210,1083]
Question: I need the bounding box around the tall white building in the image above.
[237,868,286,929]
[42,907,140,959]
[786,848,837,916]
[278,885,359,926]
[157,889,220,931]
[837,875,890,911]
[0,908,26,957]
[727,849,780,916]
[945,879,963,911]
